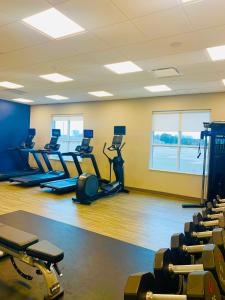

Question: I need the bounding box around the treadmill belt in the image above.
[41,177,78,192]
[10,172,66,186]
[0,170,38,181]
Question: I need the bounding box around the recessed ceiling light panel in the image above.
[144,85,172,92]
[0,81,24,89]
[88,91,113,97]
[207,45,225,61]
[12,98,33,103]
[152,67,180,78]
[23,8,85,39]
[104,61,143,74]
[182,0,202,3]
[39,73,73,83]
[46,95,68,100]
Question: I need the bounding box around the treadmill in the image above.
[40,129,100,193]
[0,128,44,181]
[10,129,70,186]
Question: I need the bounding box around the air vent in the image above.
[3,89,27,95]
[152,67,180,78]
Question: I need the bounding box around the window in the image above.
[151,110,211,174]
[51,115,83,159]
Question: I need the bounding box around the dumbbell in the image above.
[184,222,225,253]
[154,245,225,294]
[202,208,225,220]
[211,199,225,208]
[124,271,221,300]
[204,204,225,214]
[215,195,225,204]
[184,222,214,244]
[171,229,225,263]
[193,212,225,229]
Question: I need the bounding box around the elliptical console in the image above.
[74,126,128,204]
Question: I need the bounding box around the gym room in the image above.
[0,0,224,299]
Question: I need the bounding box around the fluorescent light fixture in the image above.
[182,0,202,3]
[46,95,68,100]
[12,98,33,103]
[152,67,180,78]
[144,85,172,92]
[88,91,113,97]
[39,73,73,83]
[22,8,85,39]
[222,79,225,85]
[104,61,143,74]
[0,81,24,89]
[207,45,225,61]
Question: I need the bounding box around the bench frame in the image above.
[0,242,63,299]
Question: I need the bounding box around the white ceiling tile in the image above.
[117,24,225,61]
[1,0,225,104]
[139,50,209,71]
[133,7,192,40]
[0,22,49,53]
[93,21,147,47]
[0,1,51,20]
[111,0,179,18]
[0,11,17,27]
[183,0,225,30]
[56,0,128,30]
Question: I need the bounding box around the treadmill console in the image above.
[44,129,61,151]
[110,126,126,149]
[21,128,36,149]
[75,129,93,154]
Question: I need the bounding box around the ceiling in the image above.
[1,0,225,105]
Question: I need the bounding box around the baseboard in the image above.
[126,186,200,203]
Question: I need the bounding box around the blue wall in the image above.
[0,99,30,171]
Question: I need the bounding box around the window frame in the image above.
[51,114,84,161]
[150,110,211,175]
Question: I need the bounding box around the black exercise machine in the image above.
[0,128,43,181]
[40,129,100,193]
[9,129,70,186]
[183,121,225,208]
[73,126,128,204]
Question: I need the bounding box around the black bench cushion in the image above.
[0,223,38,251]
[26,240,64,263]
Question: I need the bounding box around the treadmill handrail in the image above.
[62,152,83,176]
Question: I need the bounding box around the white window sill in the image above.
[149,167,204,176]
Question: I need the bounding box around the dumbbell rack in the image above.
[124,196,225,300]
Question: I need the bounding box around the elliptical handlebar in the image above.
[120,142,125,151]
[103,142,111,161]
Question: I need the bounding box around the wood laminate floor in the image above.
[0,182,199,251]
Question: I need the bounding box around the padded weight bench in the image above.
[0,223,64,299]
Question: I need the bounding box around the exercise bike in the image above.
[73,126,129,204]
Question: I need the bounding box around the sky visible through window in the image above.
[151,111,210,174]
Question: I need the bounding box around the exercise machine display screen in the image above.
[52,129,61,137]
[84,129,93,139]
[114,126,126,136]
[28,128,36,136]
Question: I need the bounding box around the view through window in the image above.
[151,110,211,174]
[51,115,83,159]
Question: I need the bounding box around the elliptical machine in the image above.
[73,126,128,204]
